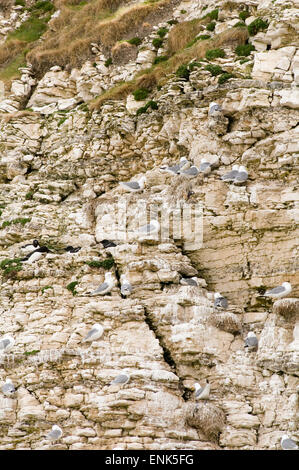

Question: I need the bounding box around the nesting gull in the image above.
[194,380,210,400]
[160,157,189,175]
[136,219,160,238]
[119,176,146,193]
[0,335,15,354]
[46,425,63,442]
[1,379,15,397]
[281,434,298,450]
[214,292,228,310]
[199,159,212,175]
[263,282,292,299]
[22,246,51,264]
[244,332,258,351]
[221,165,239,183]
[110,372,130,386]
[21,239,40,254]
[82,323,104,343]
[234,165,248,185]
[178,166,199,178]
[120,275,133,297]
[180,277,198,286]
[208,102,222,117]
[88,272,115,296]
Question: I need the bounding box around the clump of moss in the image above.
[24,350,40,356]
[239,11,250,21]
[136,100,158,115]
[133,88,149,101]
[205,48,225,60]
[233,21,246,28]
[58,117,67,127]
[218,72,234,84]
[235,43,255,56]
[66,281,78,296]
[247,18,268,36]
[152,37,163,49]
[127,37,142,46]
[25,191,34,200]
[41,285,53,294]
[153,55,168,64]
[204,9,219,21]
[1,217,31,228]
[0,257,23,278]
[206,21,216,32]
[167,19,178,25]
[205,64,224,76]
[176,64,190,80]
[157,27,168,38]
[104,58,112,67]
[15,0,25,6]
[189,61,202,71]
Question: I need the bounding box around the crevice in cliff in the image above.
[143,306,191,401]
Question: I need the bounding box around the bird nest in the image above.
[273,298,299,318]
[210,312,242,334]
[185,402,225,442]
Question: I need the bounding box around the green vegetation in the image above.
[205,64,224,76]
[104,58,112,67]
[188,61,202,71]
[24,350,40,356]
[41,285,53,294]
[239,58,250,64]
[30,1,55,13]
[127,37,142,46]
[176,64,190,80]
[167,19,178,25]
[205,48,225,59]
[136,100,158,115]
[235,43,255,56]
[1,217,31,228]
[218,72,234,84]
[203,9,219,21]
[15,0,25,6]
[86,258,115,269]
[0,51,27,81]
[233,21,246,28]
[206,21,216,32]
[239,11,250,21]
[152,37,163,49]
[153,55,169,64]
[157,27,168,38]
[133,88,149,101]
[8,16,49,43]
[25,191,34,200]
[0,257,23,277]
[66,281,78,296]
[58,117,67,126]
[180,10,187,14]
[247,18,268,36]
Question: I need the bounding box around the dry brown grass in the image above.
[167,18,208,54]
[90,26,248,110]
[27,0,174,76]
[210,312,242,334]
[0,40,27,68]
[185,402,225,442]
[0,0,13,13]
[273,298,299,318]
[1,110,40,124]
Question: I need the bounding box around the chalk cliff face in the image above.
[0,0,298,450]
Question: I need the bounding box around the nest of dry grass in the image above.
[185,401,225,442]
[273,298,299,318]
[210,312,242,334]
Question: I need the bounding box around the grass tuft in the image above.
[205,48,225,60]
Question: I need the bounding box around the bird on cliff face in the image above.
[178,165,199,178]
[20,239,40,254]
[119,176,146,193]
[263,282,292,299]
[136,219,160,240]
[1,378,15,397]
[199,159,212,175]
[65,246,81,254]
[208,102,222,117]
[214,292,228,310]
[0,335,15,354]
[194,380,210,400]
[22,246,51,264]
[110,372,130,386]
[82,323,104,343]
[180,277,198,286]
[234,165,248,185]
[160,157,190,175]
[280,434,298,450]
[46,425,63,442]
[221,165,239,183]
[100,239,117,249]
[244,332,258,351]
[120,274,133,297]
[88,272,115,296]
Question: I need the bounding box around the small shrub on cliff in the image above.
[218,72,234,84]
[104,58,112,67]
[203,9,219,21]
[133,88,149,101]
[175,64,190,80]
[206,21,216,32]
[127,37,142,46]
[136,100,158,115]
[157,27,168,38]
[153,55,168,64]
[205,64,223,75]
[233,21,246,28]
[152,37,163,49]
[247,18,268,36]
[205,48,225,60]
[235,43,255,56]
[239,10,250,21]
[167,19,178,25]
[66,281,78,296]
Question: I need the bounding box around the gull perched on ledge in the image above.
[0,335,15,354]
[46,425,63,442]
[82,323,104,343]
[194,380,210,400]
[160,157,189,175]
[119,175,146,192]
[281,434,298,450]
[244,332,258,351]
[263,282,292,299]
[214,292,228,310]
[88,272,115,296]
[1,379,15,397]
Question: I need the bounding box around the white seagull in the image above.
[120,274,133,297]
[244,332,258,351]
[221,165,239,182]
[82,323,104,343]
[264,282,292,299]
[178,165,199,178]
[110,372,130,386]
[208,102,222,117]
[1,379,15,397]
[136,219,160,239]
[46,425,63,442]
[234,165,248,184]
[88,272,115,296]
[160,157,189,175]
[199,158,212,174]
[194,380,210,400]
[0,335,15,354]
[281,434,298,450]
[180,277,198,286]
[119,176,146,193]
[214,292,228,309]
